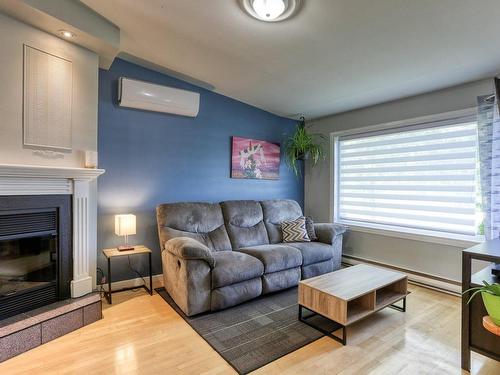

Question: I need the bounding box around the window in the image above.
[334,114,482,241]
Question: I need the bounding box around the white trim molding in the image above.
[329,107,477,139]
[0,163,104,298]
[0,177,72,195]
[0,163,104,179]
[339,221,482,248]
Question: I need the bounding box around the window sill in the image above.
[335,219,484,248]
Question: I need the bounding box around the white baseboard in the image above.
[71,275,93,298]
[99,274,164,292]
[342,255,461,296]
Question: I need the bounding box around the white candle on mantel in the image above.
[84,151,98,169]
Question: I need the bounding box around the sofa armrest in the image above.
[164,237,216,268]
[313,223,347,245]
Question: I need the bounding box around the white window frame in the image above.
[332,108,484,247]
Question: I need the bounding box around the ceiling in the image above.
[82,0,500,119]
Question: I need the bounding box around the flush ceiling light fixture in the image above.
[240,0,302,22]
[58,30,76,38]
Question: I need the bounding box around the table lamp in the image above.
[115,214,136,251]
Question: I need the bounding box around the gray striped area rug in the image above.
[156,287,338,374]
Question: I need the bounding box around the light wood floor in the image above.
[0,284,499,375]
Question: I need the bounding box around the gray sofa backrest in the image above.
[156,202,232,251]
[260,199,303,243]
[157,199,306,251]
[220,200,269,249]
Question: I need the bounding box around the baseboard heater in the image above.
[342,255,461,296]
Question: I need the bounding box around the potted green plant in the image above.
[463,280,500,326]
[284,117,326,177]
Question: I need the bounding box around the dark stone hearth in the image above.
[83,302,102,326]
[0,325,41,362]
[0,293,101,362]
[0,313,37,338]
[41,309,83,343]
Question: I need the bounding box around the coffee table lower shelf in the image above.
[298,296,406,345]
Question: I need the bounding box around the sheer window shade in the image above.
[336,116,479,236]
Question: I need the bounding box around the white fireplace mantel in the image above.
[0,163,104,179]
[0,163,105,298]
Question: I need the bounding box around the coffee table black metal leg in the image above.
[107,257,112,304]
[389,297,406,312]
[298,305,347,345]
[148,252,153,295]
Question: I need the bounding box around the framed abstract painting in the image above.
[231,136,280,180]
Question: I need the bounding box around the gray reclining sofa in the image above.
[157,199,346,316]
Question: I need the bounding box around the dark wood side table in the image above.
[102,245,153,304]
[462,240,500,371]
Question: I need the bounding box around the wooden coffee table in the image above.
[298,264,407,345]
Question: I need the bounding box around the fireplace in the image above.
[0,164,104,301]
[0,195,72,320]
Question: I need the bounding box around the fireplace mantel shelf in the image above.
[0,163,105,179]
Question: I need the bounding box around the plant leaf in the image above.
[462,286,483,295]
[466,289,485,304]
[463,281,500,302]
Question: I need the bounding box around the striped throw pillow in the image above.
[281,216,310,243]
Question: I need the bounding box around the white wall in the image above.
[0,12,98,167]
[0,13,100,288]
[305,78,494,281]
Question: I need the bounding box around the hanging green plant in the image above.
[284,116,326,177]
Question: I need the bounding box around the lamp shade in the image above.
[114,214,136,236]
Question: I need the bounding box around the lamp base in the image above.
[117,245,135,251]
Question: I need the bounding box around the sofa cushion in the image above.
[286,241,334,266]
[211,251,264,288]
[237,244,302,273]
[157,202,231,251]
[221,200,269,248]
[166,237,215,268]
[302,259,334,279]
[281,217,310,243]
[260,200,304,243]
[262,267,301,294]
[305,216,318,241]
[211,278,262,311]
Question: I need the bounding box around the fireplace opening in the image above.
[0,196,72,320]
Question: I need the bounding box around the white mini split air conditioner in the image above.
[118,77,200,117]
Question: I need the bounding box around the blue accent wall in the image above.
[97,58,303,282]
